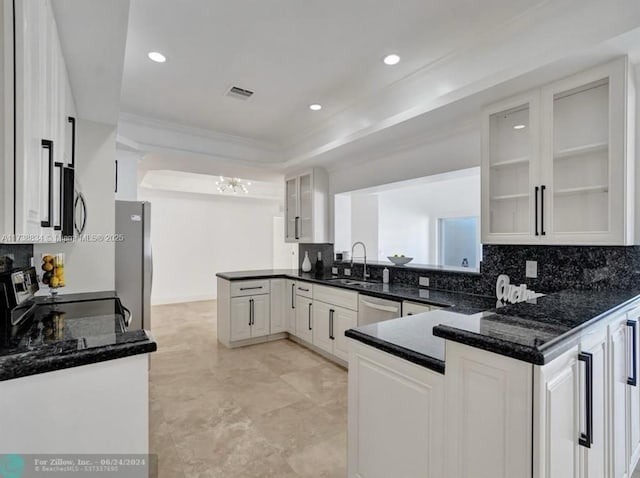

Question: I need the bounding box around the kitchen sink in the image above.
[326,278,380,288]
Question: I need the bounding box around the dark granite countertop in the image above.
[0,292,156,381]
[218,270,640,369]
[346,288,640,372]
[216,270,495,314]
[345,310,484,373]
[433,288,640,365]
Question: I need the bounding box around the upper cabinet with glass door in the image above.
[284,168,329,244]
[481,92,539,244]
[482,57,635,245]
[540,59,632,244]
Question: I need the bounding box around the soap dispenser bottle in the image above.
[383,267,390,284]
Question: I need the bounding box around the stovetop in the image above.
[0,297,127,357]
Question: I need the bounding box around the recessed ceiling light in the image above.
[309,104,322,111]
[513,124,526,130]
[383,54,401,66]
[147,51,166,63]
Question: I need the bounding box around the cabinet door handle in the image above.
[308,302,312,330]
[534,186,539,236]
[67,117,76,168]
[249,298,254,326]
[298,287,310,292]
[540,185,546,236]
[41,140,54,227]
[53,162,63,231]
[295,216,300,240]
[628,320,638,387]
[578,351,593,448]
[240,286,263,291]
[291,283,295,309]
[329,309,335,340]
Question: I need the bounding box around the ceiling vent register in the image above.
[226,86,254,100]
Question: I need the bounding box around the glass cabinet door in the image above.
[298,173,313,241]
[285,177,298,241]
[548,79,610,236]
[483,95,537,241]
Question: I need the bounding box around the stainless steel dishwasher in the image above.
[358,295,402,326]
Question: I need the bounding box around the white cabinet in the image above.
[230,295,269,341]
[284,168,329,243]
[610,309,640,478]
[312,300,334,354]
[402,301,437,316]
[1,0,77,242]
[313,300,358,361]
[313,285,358,361]
[445,341,533,478]
[285,279,297,334]
[269,279,287,334]
[348,339,444,478]
[482,57,635,245]
[295,294,314,343]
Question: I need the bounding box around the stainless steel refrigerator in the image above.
[115,201,152,331]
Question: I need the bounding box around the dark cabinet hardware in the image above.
[41,139,54,227]
[329,309,335,340]
[62,166,75,237]
[298,287,310,292]
[240,286,263,291]
[308,302,312,330]
[67,116,76,168]
[534,186,539,236]
[540,185,546,236]
[295,216,300,240]
[249,298,254,326]
[291,283,295,309]
[115,159,118,193]
[628,319,638,387]
[578,351,593,448]
[53,162,63,230]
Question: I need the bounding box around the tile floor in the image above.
[149,300,348,478]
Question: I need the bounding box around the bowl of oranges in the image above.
[42,253,65,295]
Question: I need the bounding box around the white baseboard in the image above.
[151,293,216,305]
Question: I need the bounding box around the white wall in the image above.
[115,149,140,201]
[138,188,284,304]
[34,120,116,294]
[328,127,481,242]
[350,194,379,260]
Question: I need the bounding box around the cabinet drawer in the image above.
[314,285,358,311]
[295,282,313,298]
[230,280,271,298]
[402,301,434,317]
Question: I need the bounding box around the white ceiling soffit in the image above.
[51,0,130,125]
[282,0,640,166]
[139,169,283,201]
[117,113,283,166]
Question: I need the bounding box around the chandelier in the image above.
[215,176,251,194]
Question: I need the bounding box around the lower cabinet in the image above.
[534,328,608,478]
[348,339,444,478]
[269,279,287,334]
[230,294,269,341]
[610,309,640,478]
[286,279,297,334]
[445,340,533,478]
[295,294,314,343]
[313,301,357,361]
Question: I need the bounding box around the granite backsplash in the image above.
[0,244,33,272]
[315,243,640,297]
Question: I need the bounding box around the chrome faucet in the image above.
[351,241,369,280]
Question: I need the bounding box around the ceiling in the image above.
[119,0,640,171]
[120,0,544,145]
[52,0,130,125]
